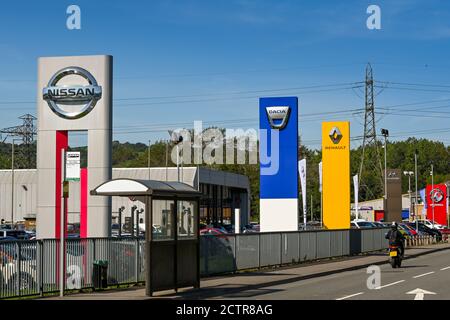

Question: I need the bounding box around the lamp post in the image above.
[381,129,389,218]
[148,140,151,180]
[403,171,414,221]
[11,138,22,226]
[430,164,434,229]
[415,150,418,232]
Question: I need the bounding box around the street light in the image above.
[381,129,389,215]
[430,164,435,229]
[11,138,22,226]
[414,150,419,232]
[403,171,414,221]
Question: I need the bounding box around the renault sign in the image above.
[43,66,102,120]
[322,121,350,230]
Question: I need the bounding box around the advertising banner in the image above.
[259,97,299,232]
[386,169,402,222]
[426,184,448,226]
[353,174,359,220]
[319,161,322,193]
[298,159,307,228]
[322,121,350,230]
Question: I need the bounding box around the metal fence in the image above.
[200,228,390,276]
[0,228,390,299]
[0,238,145,299]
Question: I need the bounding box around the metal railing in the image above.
[0,227,395,299]
[200,228,391,276]
[0,237,145,299]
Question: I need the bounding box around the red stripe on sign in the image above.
[80,168,88,238]
[55,131,68,239]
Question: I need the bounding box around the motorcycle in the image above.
[388,244,402,268]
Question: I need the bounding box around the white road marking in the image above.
[406,288,436,300]
[440,266,450,271]
[375,280,405,290]
[336,292,364,300]
[413,271,435,279]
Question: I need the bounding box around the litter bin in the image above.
[93,260,108,289]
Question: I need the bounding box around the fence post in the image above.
[17,241,21,297]
[280,233,283,266]
[234,234,238,272]
[135,238,139,283]
[39,240,44,297]
[258,233,261,270]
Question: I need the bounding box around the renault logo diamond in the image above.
[43,66,102,120]
[329,127,343,144]
[265,106,290,130]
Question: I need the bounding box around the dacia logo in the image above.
[329,127,343,144]
[265,106,290,130]
[43,66,102,120]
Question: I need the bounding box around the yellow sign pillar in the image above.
[322,121,350,230]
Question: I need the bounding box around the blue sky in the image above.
[1,0,450,148]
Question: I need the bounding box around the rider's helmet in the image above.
[391,222,398,230]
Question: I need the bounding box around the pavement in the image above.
[43,241,450,300]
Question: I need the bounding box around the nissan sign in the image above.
[43,66,102,120]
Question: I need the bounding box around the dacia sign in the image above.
[265,106,290,129]
[259,97,298,232]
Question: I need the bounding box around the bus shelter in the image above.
[91,178,201,296]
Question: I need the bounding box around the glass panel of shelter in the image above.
[151,198,198,241]
[177,200,197,240]
[152,199,175,241]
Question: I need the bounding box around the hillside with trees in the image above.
[0,137,448,221]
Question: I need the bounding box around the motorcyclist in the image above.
[385,222,405,257]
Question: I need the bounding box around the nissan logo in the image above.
[43,66,102,120]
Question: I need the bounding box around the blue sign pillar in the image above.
[259,97,299,232]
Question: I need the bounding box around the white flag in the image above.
[353,175,359,220]
[298,159,307,227]
[319,161,323,193]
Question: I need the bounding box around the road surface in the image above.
[224,248,450,300]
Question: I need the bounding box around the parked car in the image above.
[0,243,38,291]
[400,223,418,236]
[372,222,386,228]
[200,227,227,236]
[223,224,234,234]
[0,236,17,241]
[423,219,446,230]
[351,220,377,228]
[406,222,442,241]
[0,229,30,240]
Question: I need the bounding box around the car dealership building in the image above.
[0,166,251,232]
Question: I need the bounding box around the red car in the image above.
[438,227,450,241]
[200,227,227,236]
